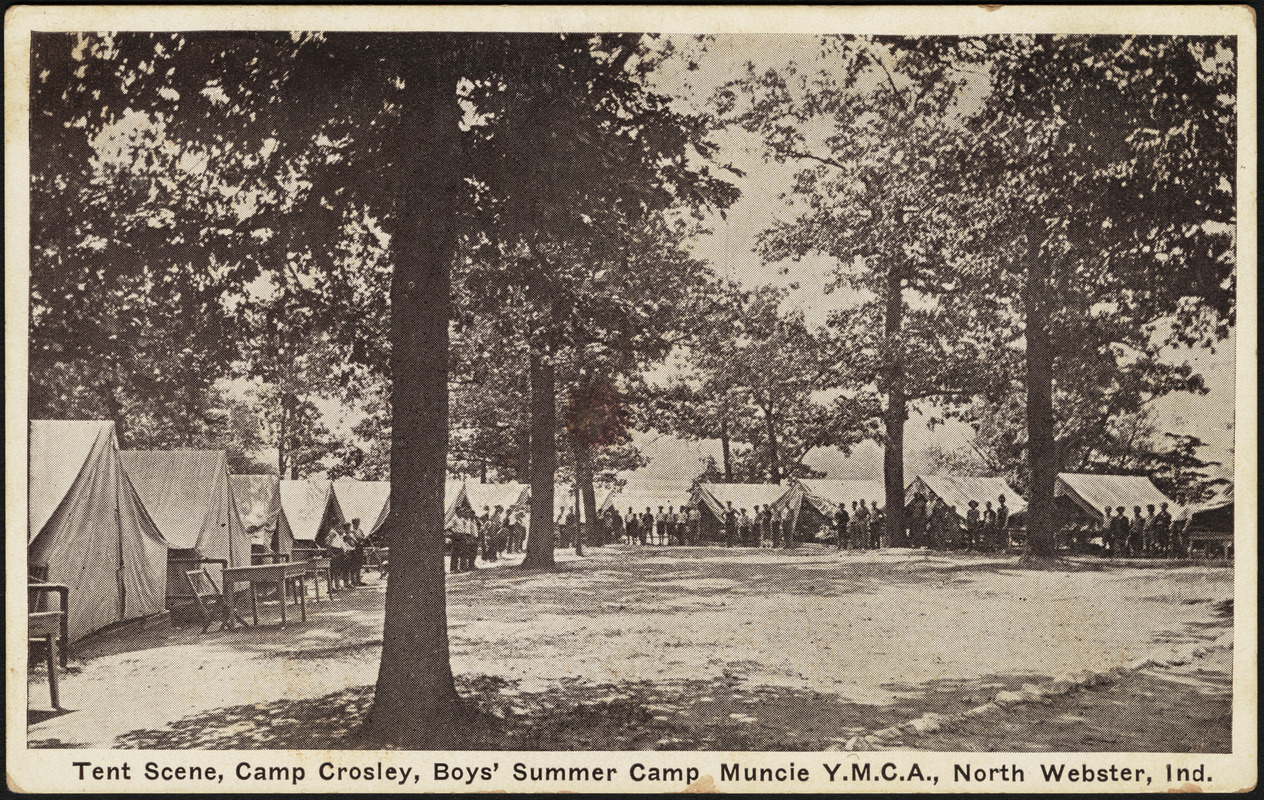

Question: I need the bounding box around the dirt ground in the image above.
[27,544,1234,752]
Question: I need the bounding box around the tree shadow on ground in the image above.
[26,708,76,727]
[64,671,1070,752]
[910,666,1232,753]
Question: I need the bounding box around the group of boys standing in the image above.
[1086,502,1183,558]
[322,518,368,589]
[446,504,528,573]
[616,505,702,545]
[719,502,796,548]
[829,498,888,549]
[828,493,1012,551]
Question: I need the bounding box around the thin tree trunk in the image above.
[365,44,462,746]
[882,265,907,548]
[573,478,584,556]
[764,408,781,484]
[106,384,127,448]
[577,440,598,548]
[277,392,288,477]
[720,414,733,482]
[1024,231,1058,559]
[523,346,557,568]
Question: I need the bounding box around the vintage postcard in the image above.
[6,5,1256,794]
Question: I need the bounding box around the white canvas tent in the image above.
[332,478,392,537]
[445,480,473,526]
[690,483,788,540]
[120,450,253,600]
[464,481,530,519]
[906,475,1027,524]
[29,421,170,642]
[280,478,346,546]
[1177,484,1233,555]
[600,480,694,517]
[229,474,295,558]
[1053,473,1179,526]
[554,484,588,523]
[773,478,886,542]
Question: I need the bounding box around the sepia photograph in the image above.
[7,5,1255,794]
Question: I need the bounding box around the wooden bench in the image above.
[28,583,69,709]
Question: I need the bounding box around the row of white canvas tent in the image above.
[602,474,1193,544]
[25,420,526,644]
[28,420,1195,644]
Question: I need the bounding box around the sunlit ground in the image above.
[28,545,1233,752]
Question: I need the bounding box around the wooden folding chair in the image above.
[186,568,246,633]
[28,583,69,709]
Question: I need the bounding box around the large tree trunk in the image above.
[365,45,463,747]
[882,266,907,548]
[523,346,557,568]
[1023,234,1058,559]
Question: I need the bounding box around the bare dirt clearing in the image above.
[27,546,1233,751]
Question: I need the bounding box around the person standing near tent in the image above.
[995,495,1010,551]
[332,522,351,588]
[562,508,574,548]
[1107,505,1117,556]
[929,499,948,550]
[604,507,620,546]
[624,506,638,545]
[1128,506,1145,557]
[779,503,794,549]
[869,503,885,549]
[687,505,700,545]
[510,510,527,555]
[1109,505,1129,557]
[480,506,493,550]
[1142,504,1158,556]
[906,492,927,548]
[348,518,367,586]
[446,510,466,573]
[833,504,849,550]
[981,501,997,553]
[482,505,502,562]
[639,508,651,545]
[1154,502,1173,557]
[853,500,869,549]
[965,500,981,551]
[723,501,737,547]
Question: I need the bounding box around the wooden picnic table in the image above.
[221,562,309,629]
